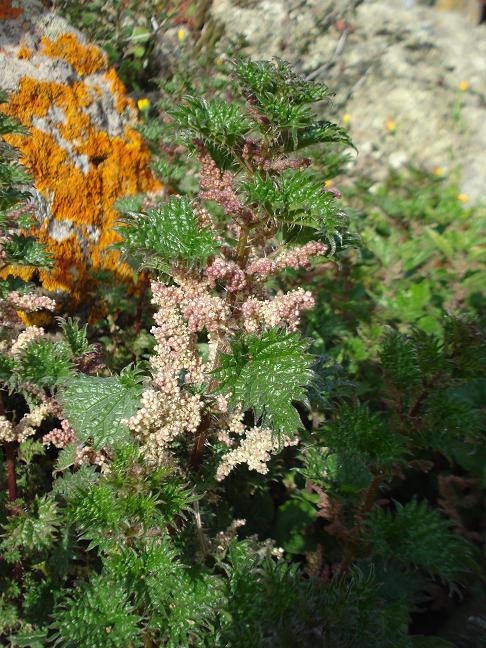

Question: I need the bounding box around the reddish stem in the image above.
[5,443,18,502]
[0,393,18,502]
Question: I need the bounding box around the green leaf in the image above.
[171,97,251,168]
[19,340,73,390]
[284,120,354,152]
[366,499,474,583]
[275,498,317,554]
[214,329,314,437]
[8,629,48,647]
[118,196,218,268]
[242,169,347,248]
[59,370,143,448]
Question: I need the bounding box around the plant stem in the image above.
[133,270,149,335]
[0,392,17,503]
[5,443,18,502]
[340,473,384,571]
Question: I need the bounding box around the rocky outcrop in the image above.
[212,0,486,200]
[0,0,161,300]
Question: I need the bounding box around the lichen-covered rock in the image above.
[0,0,161,299]
[212,0,486,200]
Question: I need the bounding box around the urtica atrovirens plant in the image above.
[117,58,352,475]
[2,58,481,647]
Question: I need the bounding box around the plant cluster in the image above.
[0,55,485,648]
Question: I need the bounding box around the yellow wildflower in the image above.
[177,28,186,42]
[385,119,396,132]
[342,114,351,125]
[433,166,444,177]
[324,179,333,188]
[458,80,469,92]
[137,97,150,111]
[457,193,469,203]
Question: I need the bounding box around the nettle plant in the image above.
[1,61,480,646]
[118,58,351,475]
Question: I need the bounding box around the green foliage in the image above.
[53,576,142,648]
[215,329,314,437]
[366,500,473,582]
[118,196,218,269]
[305,169,486,370]
[323,403,405,470]
[242,169,346,248]
[0,496,60,562]
[18,340,73,390]
[1,234,52,269]
[171,97,251,168]
[60,368,144,448]
[57,317,94,357]
[1,47,484,647]
[0,93,51,269]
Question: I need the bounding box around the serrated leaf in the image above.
[60,373,143,448]
[118,196,218,267]
[214,329,313,437]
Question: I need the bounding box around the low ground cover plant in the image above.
[0,55,485,647]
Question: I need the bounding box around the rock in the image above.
[212,0,486,200]
[0,0,161,301]
[435,0,483,24]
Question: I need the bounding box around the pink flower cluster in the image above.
[206,258,246,292]
[0,291,56,329]
[242,288,315,332]
[247,241,327,279]
[199,151,243,217]
[42,419,76,449]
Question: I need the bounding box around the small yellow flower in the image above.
[324,179,333,188]
[137,97,150,112]
[458,80,469,92]
[342,113,351,125]
[457,193,469,203]
[385,119,396,132]
[215,56,223,65]
[433,166,444,177]
[177,28,186,42]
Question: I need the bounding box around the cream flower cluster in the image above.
[242,288,315,332]
[7,291,56,312]
[126,276,229,464]
[0,403,51,444]
[11,325,45,356]
[216,424,298,481]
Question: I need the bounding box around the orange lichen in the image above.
[1,45,161,301]
[0,0,22,20]
[40,34,108,77]
[104,68,134,114]
[18,45,33,60]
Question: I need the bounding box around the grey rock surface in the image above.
[212,0,486,199]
